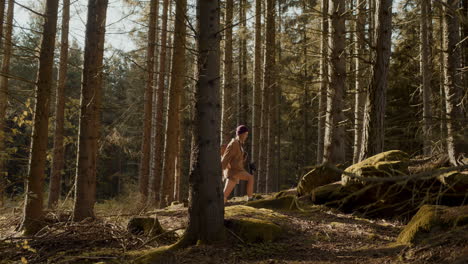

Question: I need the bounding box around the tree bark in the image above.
[73,0,108,221]
[48,0,70,209]
[360,0,392,161]
[252,0,262,191]
[150,0,169,208]
[0,0,14,209]
[420,0,433,156]
[317,0,328,165]
[162,0,186,208]
[0,0,5,49]
[353,0,366,164]
[138,0,158,205]
[323,0,346,164]
[22,0,59,235]
[221,0,234,144]
[443,0,465,165]
[265,0,276,193]
[176,0,224,246]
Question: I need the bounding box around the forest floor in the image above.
[0,195,466,264]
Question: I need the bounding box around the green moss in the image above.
[225,218,283,243]
[397,205,468,244]
[132,246,176,264]
[225,205,287,220]
[245,195,299,210]
[311,182,350,204]
[297,163,342,196]
[225,205,287,243]
[342,150,410,188]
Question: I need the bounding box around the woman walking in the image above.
[221,125,255,203]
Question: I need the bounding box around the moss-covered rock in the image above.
[297,163,342,196]
[245,195,298,210]
[127,217,164,237]
[437,169,468,192]
[342,150,410,188]
[225,205,287,243]
[397,205,468,244]
[311,182,351,204]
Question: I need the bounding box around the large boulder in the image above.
[397,205,468,244]
[245,195,299,210]
[342,150,410,189]
[297,163,342,196]
[310,182,351,205]
[225,205,287,243]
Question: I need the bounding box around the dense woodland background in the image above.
[0,0,466,237]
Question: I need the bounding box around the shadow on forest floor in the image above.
[0,195,465,264]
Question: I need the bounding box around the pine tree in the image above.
[22,0,60,234]
[73,0,108,221]
[48,0,70,209]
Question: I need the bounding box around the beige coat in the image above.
[221,138,247,181]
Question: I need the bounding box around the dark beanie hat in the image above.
[236,125,248,136]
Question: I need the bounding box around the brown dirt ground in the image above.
[0,197,466,264]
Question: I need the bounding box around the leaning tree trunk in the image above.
[48,0,70,209]
[162,0,186,208]
[420,0,433,156]
[360,0,393,161]
[138,0,158,205]
[175,0,224,246]
[21,0,59,235]
[323,0,346,165]
[252,0,262,191]
[317,0,328,165]
[0,0,14,208]
[221,0,234,144]
[353,0,366,164]
[73,0,108,221]
[150,0,169,208]
[443,0,465,166]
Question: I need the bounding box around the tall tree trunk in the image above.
[150,0,169,208]
[138,0,158,205]
[420,0,433,156]
[252,0,262,191]
[73,0,108,221]
[176,0,224,246]
[353,0,366,164]
[265,0,276,193]
[162,0,186,208]
[443,0,465,165]
[0,0,14,208]
[0,0,5,49]
[360,0,392,160]
[258,2,271,193]
[323,0,346,164]
[149,0,160,203]
[221,0,234,144]
[48,0,70,209]
[275,0,282,191]
[238,0,248,126]
[21,0,59,235]
[317,0,328,164]
[438,3,447,151]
